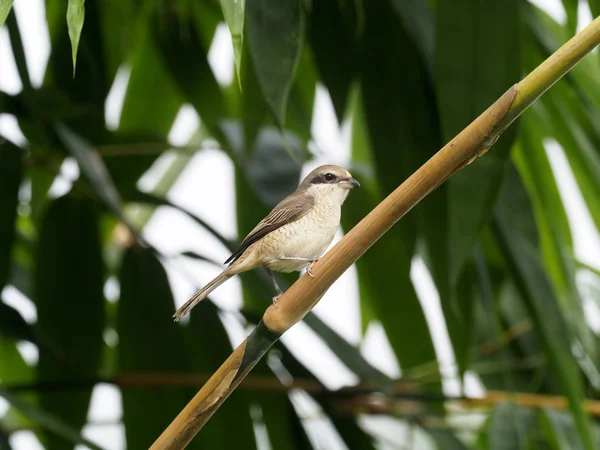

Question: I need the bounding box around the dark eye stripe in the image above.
[311,173,337,184]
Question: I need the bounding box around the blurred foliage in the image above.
[1,0,600,449]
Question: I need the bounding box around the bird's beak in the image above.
[340,177,360,189]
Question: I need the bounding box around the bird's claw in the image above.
[307,258,319,278]
[272,294,282,307]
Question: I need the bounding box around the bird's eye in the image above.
[324,173,335,182]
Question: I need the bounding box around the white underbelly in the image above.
[261,209,339,273]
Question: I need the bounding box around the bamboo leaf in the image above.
[54,125,130,228]
[514,113,600,388]
[219,0,244,85]
[34,194,105,450]
[66,0,85,76]
[561,0,578,35]
[240,30,266,152]
[0,142,23,292]
[112,32,183,189]
[117,246,192,449]
[308,0,360,121]
[390,0,434,71]
[493,165,593,450]
[0,0,12,27]
[151,7,227,135]
[486,404,538,449]
[355,0,445,370]
[542,409,587,450]
[436,0,520,284]
[246,0,304,126]
[346,88,438,373]
[0,301,36,344]
[281,45,317,151]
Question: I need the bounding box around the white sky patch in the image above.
[529,0,566,24]
[104,66,131,130]
[12,0,50,87]
[0,114,27,146]
[168,104,200,147]
[545,139,600,270]
[208,22,235,86]
[0,27,23,94]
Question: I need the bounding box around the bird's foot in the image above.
[272,294,282,307]
[306,258,320,277]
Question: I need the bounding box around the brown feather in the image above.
[224,191,315,265]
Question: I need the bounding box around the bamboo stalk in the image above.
[151,15,600,449]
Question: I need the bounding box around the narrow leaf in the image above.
[55,125,128,226]
[151,8,227,135]
[0,141,23,292]
[391,0,434,72]
[0,301,37,344]
[514,113,600,387]
[347,86,438,374]
[246,0,304,126]
[0,0,12,27]
[436,0,520,284]
[35,194,105,450]
[493,165,594,450]
[117,246,190,449]
[308,0,360,121]
[561,0,578,35]
[219,0,244,85]
[66,0,85,76]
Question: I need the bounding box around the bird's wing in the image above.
[224,192,314,265]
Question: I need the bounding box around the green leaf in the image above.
[346,87,438,374]
[246,0,304,126]
[219,0,244,85]
[561,0,578,35]
[34,194,105,450]
[542,409,587,450]
[283,45,317,149]
[486,404,538,450]
[238,18,267,152]
[0,336,32,384]
[66,0,85,76]
[390,0,434,72]
[54,125,133,230]
[112,32,183,188]
[0,0,12,27]
[44,1,108,132]
[117,246,190,449]
[0,388,102,450]
[436,0,520,285]
[513,113,600,388]
[150,7,227,136]
[0,301,37,344]
[308,0,360,121]
[0,142,23,292]
[493,165,594,450]
[188,301,256,449]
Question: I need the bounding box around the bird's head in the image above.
[299,165,360,204]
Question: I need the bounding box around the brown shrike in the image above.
[173,164,360,321]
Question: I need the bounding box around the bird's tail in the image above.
[173,271,232,321]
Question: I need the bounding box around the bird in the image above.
[172,164,360,321]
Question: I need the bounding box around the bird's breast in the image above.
[260,200,341,273]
